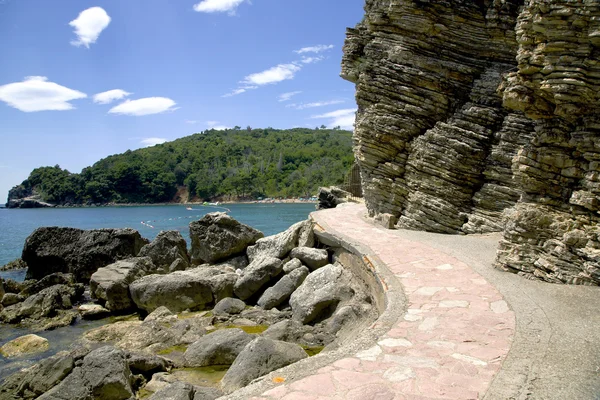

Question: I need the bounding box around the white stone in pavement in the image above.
[427,341,456,349]
[418,317,438,331]
[383,366,415,382]
[356,345,382,361]
[439,300,469,308]
[378,338,413,348]
[383,355,439,368]
[451,353,488,366]
[491,300,509,314]
[404,314,421,322]
[436,264,453,270]
[446,286,460,293]
[415,287,444,296]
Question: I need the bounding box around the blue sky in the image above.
[0,0,364,202]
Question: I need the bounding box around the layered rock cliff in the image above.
[343,0,600,285]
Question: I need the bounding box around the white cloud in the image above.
[141,138,167,147]
[311,108,357,130]
[289,100,345,110]
[278,91,302,102]
[207,121,231,130]
[242,64,301,86]
[194,0,245,14]
[0,76,87,112]
[108,97,178,116]
[294,44,334,54]
[222,87,253,98]
[300,56,324,64]
[69,7,111,48]
[93,89,131,104]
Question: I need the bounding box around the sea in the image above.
[0,203,316,380]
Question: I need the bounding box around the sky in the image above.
[0,0,365,203]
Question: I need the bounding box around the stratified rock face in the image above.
[23,227,149,282]
[343,0,600,285]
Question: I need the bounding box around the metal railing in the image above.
[340,163,363,201]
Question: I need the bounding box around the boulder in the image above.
[130,267,237,313]
[78,304,110,320]
[282,258,303,274]
[2,278,24,294]
[0,278,4,299]
[144,306,176,322]
[2,292,25,306]
[0,258,28,271]
[213,297,246,316]
[19,273,75,297]
[0,284,84,324]
[37,346,133,400]
[126,352,172,375]
[189,212,263,264]
[289,247,329,270]
[184,328,254,367]
[375,213,398,229]
[221,337,307,393]
[84,321,142,343]
[246,220,311,262]
[258,266,309,310]
[233,257,283,301]
[23,227,148,282]
[138,230,190,273]
[317,186,350,210]
[290,263,355,324]
[148,382,195,400]
[90,257,156,312]
[0,334,49,357]
[325,303,373,335]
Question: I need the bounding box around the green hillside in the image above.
[8,127,354,205]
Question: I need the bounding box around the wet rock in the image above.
[78,304,110,320]
[0,258,28,271]
[213,297,246,316]
[0,279,4,299]
[258,266,309,310]
[37,346,133,400]
[289,247,329,271]
[2,278,24,294]
[189,212,263,264]
[90,257,156,312]
[138,230,190,273]
[23,227,148,282]
[19,273,76,297]
[0,334,49,357]
[233,257,283,301]
[130,267,237,313]
[246,220,311,262]
[184,328,254,367]
[221,337,307,393]
[290,263,354,324]
[2,292,25,307]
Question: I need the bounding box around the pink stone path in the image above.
[251,204,515,400]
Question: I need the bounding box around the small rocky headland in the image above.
[0,212,378,399]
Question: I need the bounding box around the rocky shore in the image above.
[0,212,377,399]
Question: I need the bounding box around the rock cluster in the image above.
[343,0,600,285]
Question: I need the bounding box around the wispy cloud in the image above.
[288,100,345,110]
[294,44,334,54]
[311,108,357,130]
[222,87,255,98]
[0,76,86,112]
[69,7,111,48]
[207,121,231,130]
[278,91,302,102]
[194,0,246,14]
[93,89,131,104]
[141,138,167,147]
[108,97,178,116]
[242,64,301,86]
[300,56,324,64]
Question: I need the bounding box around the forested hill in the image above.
[7,127,355,206]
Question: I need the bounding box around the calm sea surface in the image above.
[0,203,315,381]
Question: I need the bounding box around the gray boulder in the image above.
[289,247,329,270]
[138,230,190,273]
[258,266,309,310]
[126,352,172,375]
[90,257,156,311]
[233,257,283,301]
[184,328,254,367]
[282,258,303,274]
[19,273,76,297]
[130,267,237,313]
[148,382,195,400]
[221,337,307,393]
[213,297,246,316]
[246,220,311,262]
[38,346,133,400]
[23,227,148,282]
[2,293,25,307]
[189,212,263,264]
[78,304,110,320]
[290,263,355,324]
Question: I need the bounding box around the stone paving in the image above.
[251,204,515,400]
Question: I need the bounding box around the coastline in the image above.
[5,199,317,209]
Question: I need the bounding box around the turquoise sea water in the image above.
[0,203,316,280]
[0,203,315,381]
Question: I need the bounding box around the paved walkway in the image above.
[246,204,517,400]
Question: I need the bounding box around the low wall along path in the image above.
[247,203,516,400]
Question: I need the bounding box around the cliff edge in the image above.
[342,0,600,285]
